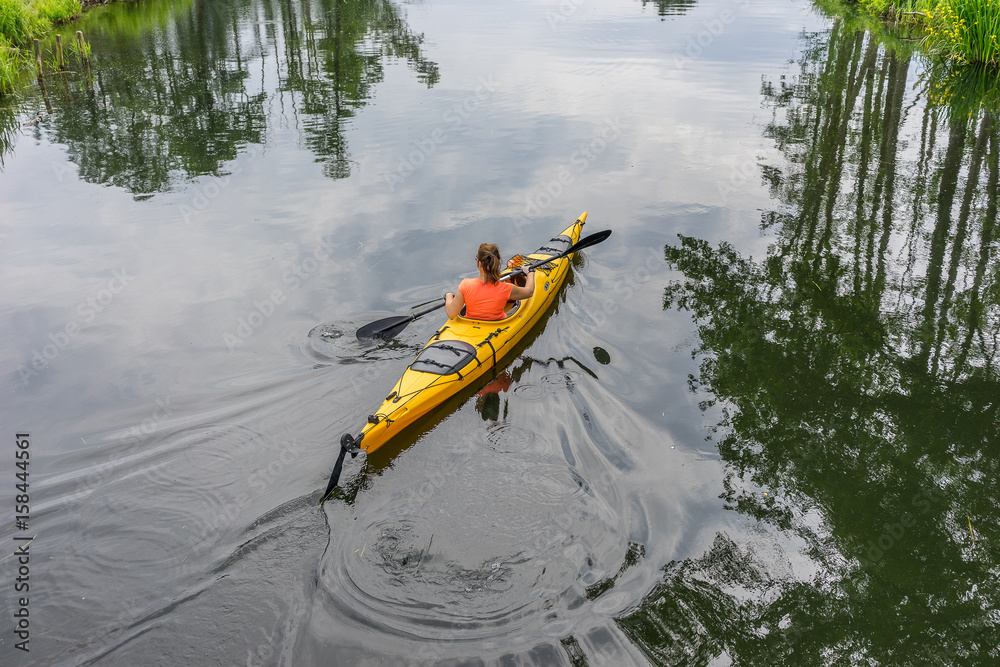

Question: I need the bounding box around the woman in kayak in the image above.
[445,243,534,320]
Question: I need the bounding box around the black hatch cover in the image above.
[410,341,478,376]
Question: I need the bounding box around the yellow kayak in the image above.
[323,213,596,498]
[358,213,584,453]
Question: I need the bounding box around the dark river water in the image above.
[2,0,998,664]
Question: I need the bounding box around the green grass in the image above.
[858,0,933,18]
[829,0,1000,68]
[0,0,31,97]
[0,0,82,97]
[0,0,33,45]
[31,0,80,25]
[1,35,26,94]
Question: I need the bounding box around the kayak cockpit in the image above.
[458,299,521,321]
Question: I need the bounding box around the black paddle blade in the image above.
[322,445,349,500]
[526,230,613,272]
[570,229,612,252]
[356,314,413,341]
[322,433,361,501]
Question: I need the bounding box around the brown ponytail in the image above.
[476,243,503,284]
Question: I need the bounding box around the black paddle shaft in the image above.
[356,300,447,341]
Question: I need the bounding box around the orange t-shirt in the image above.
[460,278,514,320]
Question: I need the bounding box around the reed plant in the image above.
[0,0,30,96]
[925,0,1000,65]
[847,0,1000,66]
[0,0,32,45]
[1,35,25,95]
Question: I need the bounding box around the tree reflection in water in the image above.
[640,0,699,19]
[7,0,437,194]
[0,106,17,169]
[620,18,999,666]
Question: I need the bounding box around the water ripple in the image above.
[512,383,547,401]
[481,422,540,453]
[541,370,582,391]
[320,454,627,644]
[305,319,423,363]
[64,422,268,588]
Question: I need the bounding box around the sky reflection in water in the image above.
[1,0,997,664]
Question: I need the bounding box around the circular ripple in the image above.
[143,423,262,489]
[305,320,423,363]
[481,423,536,453]
[88,423,270,579]
[75,502,216,580]
[355,516,435,587]
[306,321,362,361]
[512,384,546,401]
[321,457,625,642]
[540,370,581,391]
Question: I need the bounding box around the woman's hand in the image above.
[509,270,534,301]
[445,289,464,319]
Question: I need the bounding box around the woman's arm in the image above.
[445,287,465,318]
[509,270,535,300]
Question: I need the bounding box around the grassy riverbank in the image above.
[0,0,88,96]
[852,0,1000,66]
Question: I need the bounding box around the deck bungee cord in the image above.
[321,216,611,501]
